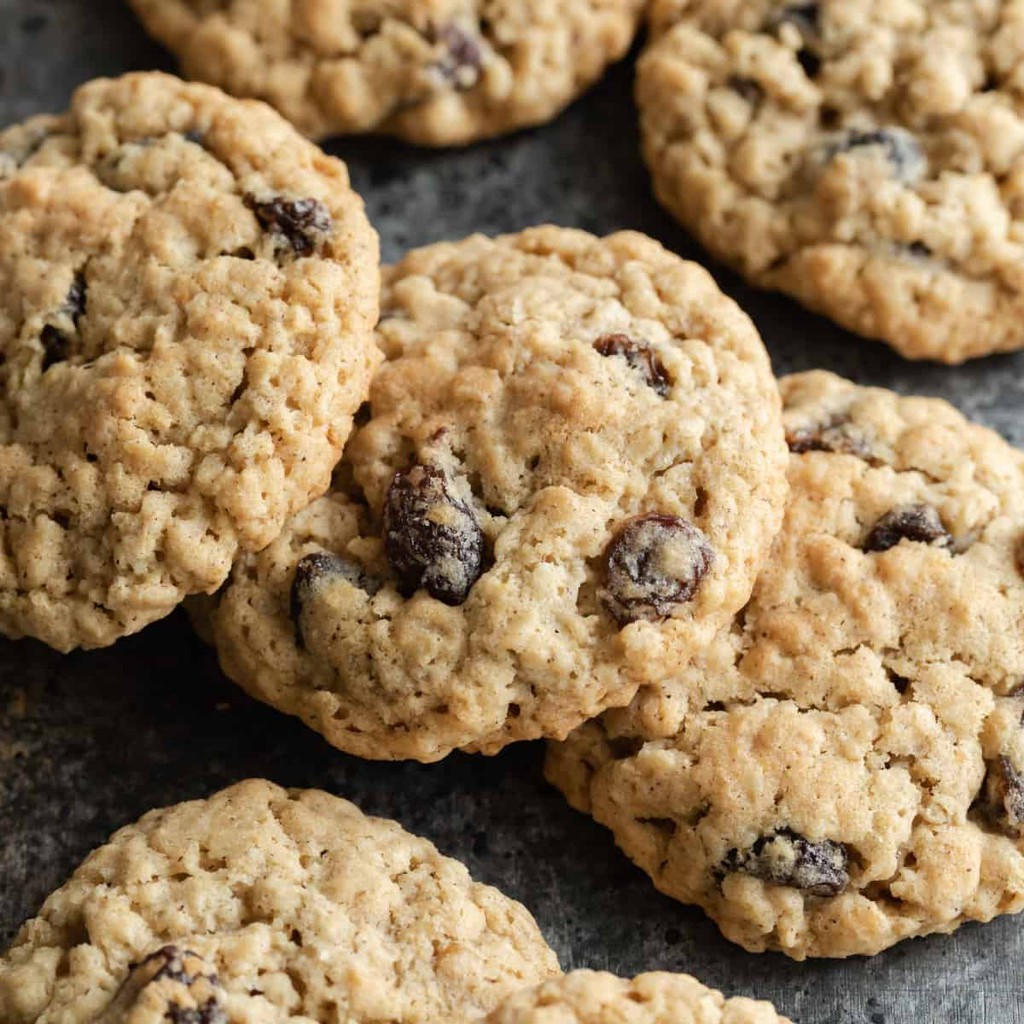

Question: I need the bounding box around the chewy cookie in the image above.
[0,72,379,651]
[198,226,788,762]
[127,0,646,146]
[639,0,1024,362]
[547,371,1024,959]
[484,970,790,1024]
[0,779,559,1022]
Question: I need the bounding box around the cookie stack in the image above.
[2,0,1024,1019]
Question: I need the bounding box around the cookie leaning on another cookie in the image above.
[483,970,790,1024]
[0,72,380,651]
[127,0,646,146]
[639,0,1024,362]
[195,226,788,762]
[548,371,1024,959]
[0,780,560,1023]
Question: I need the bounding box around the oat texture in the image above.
[0,72,380,651]
[483,971,790,1024]
[547,371,1024,958]
[639,0,1024,362]
[199,226,788,762]
[0,779,560,1022]
[127,0,646,145]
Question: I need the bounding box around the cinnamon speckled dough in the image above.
[0,72,379,651]
[639,0,1024,362]
[201,227,788,762]
[127,0,646,145]
[547,372,1024,959]
[483,971,790,1024]
[0,780,560,1023]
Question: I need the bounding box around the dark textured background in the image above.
[1,2,1023,1021]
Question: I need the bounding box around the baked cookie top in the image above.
[0,72,379,651]
[202,226,787,762]
[127,0,645,145]
[639,0,1024,362]
[483,971,790,1024]
[547,371,1024,959]
[0,780,559,1023]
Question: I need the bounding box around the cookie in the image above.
[0,779,560,1022]
[638,0,1024,363]
[126,0,646,146]
[0,72,380,651]
[484,971,790,1024]
[197,226,788,762]
[547,371,1024,959]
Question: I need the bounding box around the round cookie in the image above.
[199,226,788,762]
[0,72,379,651]
[0,779,560,1022]
[638,0,1024,362]
[483,971,790,1024]
[547,371,1024,959]
[126,0,646,146]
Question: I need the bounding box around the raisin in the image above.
[863,504,952,553]
[244,195,332,256]
[723,829,849,897]
[96,947,223,1024]
[823,128,925,183]
[785,417,872,459]
[905,240,932,258]
[594,335,671,397]
[40,325,69,370]
[64,273,87,322]
[432,23,484,89]
[600,514,714,626]
[290,551,381,643]
[979,756,1024,837]
[383,463,484,605]
[167,998,227,1024]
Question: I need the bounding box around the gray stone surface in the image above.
[1,2,1022,1021]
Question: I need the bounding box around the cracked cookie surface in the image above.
[0,72,379,651]
[0,779,559,1023]
[127,0,646,145]
[199,226,787,762]
[483,970,790,1024]
[547,371,1024,958]
[639,0,1024,362]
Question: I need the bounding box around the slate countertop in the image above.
[1,3,1022,1021]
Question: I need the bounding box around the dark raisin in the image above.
[785,417,872,459]
[244,195,332,257]
[64,273,87,323]
[905,241,932,258]
[978,756,1024,837]
[823,128,925,183]
[182,129,205,146]
[383,463,484,606]
[722,829,849,897]
[593,334,671,397]
[136,946,216,986]
[40,325,70,370]
[600,514,714,626]
[290,551,381,643]
[727,76,764,104]
[863,504,952,553]
[167,998,227,1024]
[432,23,484,89]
